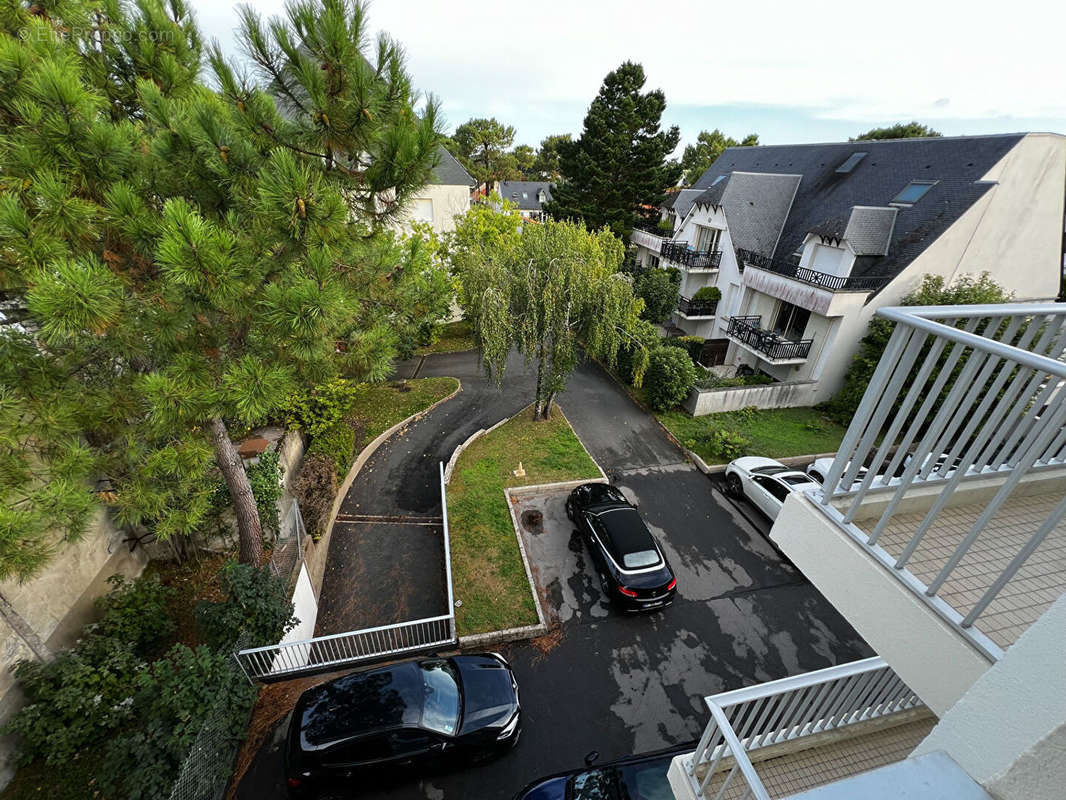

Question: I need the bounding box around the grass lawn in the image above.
[416,320,476,355]
[448,406,601,636]
[348,376,459,443]
[658,406,848,464]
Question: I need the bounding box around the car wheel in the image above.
[598,571,611,597]
[725,473,743,498]
[565,499,574,521]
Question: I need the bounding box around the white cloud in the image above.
[191,0,1066,134]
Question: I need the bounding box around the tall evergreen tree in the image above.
[448,117,519,187]
[544,62,681,238]
[530,133,570,181]
[0,0,447,573]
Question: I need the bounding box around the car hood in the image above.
[730,456,786,473]
[456,656,518,733]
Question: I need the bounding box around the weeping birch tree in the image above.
[456,214,646,419]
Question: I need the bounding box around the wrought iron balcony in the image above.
[727,315,813,361]
[736,248,892,292]
[678,296,719,318]
[661,240,723,270]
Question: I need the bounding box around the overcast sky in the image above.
[190,0,1066,151]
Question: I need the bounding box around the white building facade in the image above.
[632,133,1066,415]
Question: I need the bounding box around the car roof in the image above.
[590,506,658,561]
[295,660,428,750]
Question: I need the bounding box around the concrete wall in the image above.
[684,380,818,416]
[913,594,1066,800]
[0,509,148,785]
[770,492,993,715]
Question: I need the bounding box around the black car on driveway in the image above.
[285,654,520,797]
[565,483,677,611]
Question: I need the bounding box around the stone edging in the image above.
[449,405,608,649]
[443,415,510,484]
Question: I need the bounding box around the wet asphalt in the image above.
[236,352,870,800]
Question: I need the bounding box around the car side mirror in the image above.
[584,750,599,767]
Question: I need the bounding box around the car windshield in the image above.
[623,550,661,569]
[420,661,460,736]
[570,757,674,799]
[750,465,790,474]
[781,474,815,486]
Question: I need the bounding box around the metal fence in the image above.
[684,657,923,800]
[815,303,1066,660]
[661,240,723,269]
[727,315,814,361]
[736,247,892,292]
[233,462,457,682]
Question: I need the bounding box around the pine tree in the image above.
[680,129,759,186]
[0,0,448,573]
[544,62,681,238]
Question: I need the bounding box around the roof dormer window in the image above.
[835,152,867,173]
[891,181,937,205]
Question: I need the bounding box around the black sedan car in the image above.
[285,654,520,796]
[565,483,677,611]
[513,742,693,799]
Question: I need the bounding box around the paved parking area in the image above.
[235,355,868,800]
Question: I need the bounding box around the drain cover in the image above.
[521,509,544,535]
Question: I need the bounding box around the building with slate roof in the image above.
[397,144,476,234]
[630,133,1066,413]
[498,180,553,220]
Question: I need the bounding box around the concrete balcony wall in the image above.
[684,380,818,416]
[770,492,993,715]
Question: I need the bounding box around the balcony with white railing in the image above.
[770,302,1066,712]
[631,226,668,254]
[672,657,932,800]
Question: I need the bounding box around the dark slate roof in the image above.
[430,145,476,187]
[691,134,1026,280]
[668,188,704,221]
[695,172,802,256]
[499,180,552,210]
[844,207,898,256]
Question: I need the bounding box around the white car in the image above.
[724,457,821,520]
[806,457,867,487]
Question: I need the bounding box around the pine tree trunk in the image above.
[208,416,263,566]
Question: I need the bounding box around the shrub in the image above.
[102,644,257,800]
[615,319,661,387]
[245,448,283,532]
[692,285,721,302]
[2,635,143,766]
[196,562,297,651]
[663,335,704,365]
[307,414,367,479]
[1,572,182,766]
[292,453,338,536]
[280,379,360,438]
[93,574,176,658]
[656,218,675,235]
[645,346,700,410]
[696,372,774,389]
[635,268,681,324]
[688,428,750,461]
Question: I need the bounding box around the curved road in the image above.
[240,351,870,800]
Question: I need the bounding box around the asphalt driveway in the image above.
[237,353,869,800]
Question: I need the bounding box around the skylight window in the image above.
[835,152,867,173]
[711,175,727,186]
[892,181,937,205]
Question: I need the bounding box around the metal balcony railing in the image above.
[736,248,892,292]
[684,657,923,800]
[814,303,1066,660]
[679,296,719,317]
[661,240,723,269]
[727,315,813,361]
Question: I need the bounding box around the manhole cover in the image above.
[521,509,544,535]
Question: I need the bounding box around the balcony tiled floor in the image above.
[700,716,936,799]
[875,491,1066,650]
